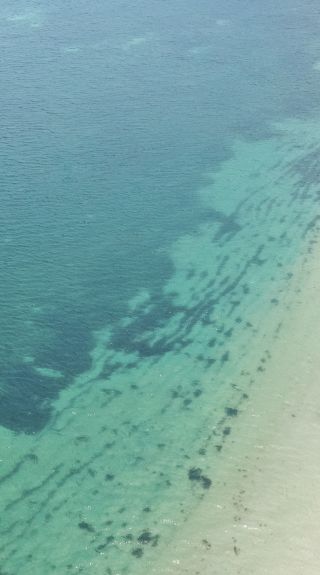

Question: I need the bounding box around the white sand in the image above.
[153,241,320,574]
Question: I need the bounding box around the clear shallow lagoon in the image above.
[1,1,320,573]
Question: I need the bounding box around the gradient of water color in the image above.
[1,1,320,574]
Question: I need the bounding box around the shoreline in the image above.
[1,116,320,575]
[152,237,320,574]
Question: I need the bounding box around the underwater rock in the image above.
[188,467,212,489]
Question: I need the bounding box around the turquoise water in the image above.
[1,1,320,573]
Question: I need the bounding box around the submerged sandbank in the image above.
[154,238,320,574]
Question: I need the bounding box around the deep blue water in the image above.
[0,0,320,433]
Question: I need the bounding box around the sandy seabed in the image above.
[2,117,320,575]
[153,239,320,575]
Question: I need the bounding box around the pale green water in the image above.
[1,1,320,574]
[2,119,320,574]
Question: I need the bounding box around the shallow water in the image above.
[1,1,320,574]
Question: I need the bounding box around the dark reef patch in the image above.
[225,407,238,417]
[105,474,115,481]
[132,548,143,558]
[78,521,95,533]
[137,530,159,546]
[188,467,212,489]
[221,351,230,364]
